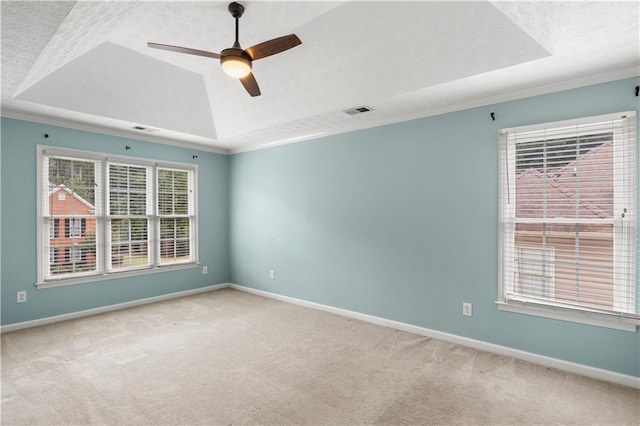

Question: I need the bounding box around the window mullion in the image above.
[151,165,158,267]
[101,159,108,275]
[39,153,49,281]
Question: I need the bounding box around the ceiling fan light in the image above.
[221,55,252,78]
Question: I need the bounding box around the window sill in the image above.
[496,300,639,332]
[36,262,200,289]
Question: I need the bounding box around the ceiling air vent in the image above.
[344,106,373,115]
[132,125,159,133]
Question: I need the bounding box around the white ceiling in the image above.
[2,1,638,154]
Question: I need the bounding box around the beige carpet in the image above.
[2,288,638,425]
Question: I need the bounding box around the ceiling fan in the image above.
[148,2,301,97]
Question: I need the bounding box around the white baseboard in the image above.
[229,284,640,389]
[3,282,637,388]
[0,283,231,333]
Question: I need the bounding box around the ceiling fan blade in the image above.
[245,34,301,60]
[147,42,220,59]
[240,72,261,97]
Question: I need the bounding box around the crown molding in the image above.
[1,104,230,155]
[229,66,640,154]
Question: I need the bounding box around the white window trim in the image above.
[36,145,199,289]
[497,111,638,332]
[106,162,154,273]
[156,166,196,266]
[496,301,639,332]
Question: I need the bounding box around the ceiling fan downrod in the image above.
[229,2,244,48]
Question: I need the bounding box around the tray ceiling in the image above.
[2,1,638,153]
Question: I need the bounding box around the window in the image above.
[158,168,194,264]
[498,112,637,331]
[67,218,84,237]
[108,163,151,271]
[38,146,198,286]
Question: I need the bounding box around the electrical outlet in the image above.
[269,269,275,279]
[17,291,27,303]
[463,302,473,317]
[202,266,208,275]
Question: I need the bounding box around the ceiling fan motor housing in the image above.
[220,47,253,78]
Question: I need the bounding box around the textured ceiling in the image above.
[2,1,639,153]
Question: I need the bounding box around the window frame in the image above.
[157,167,196,266]
[106,162,153,273]
[36,145,199,288]
[497,111,638,332]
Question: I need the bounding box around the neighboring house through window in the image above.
[67,218,85,237]
[498,112,638,331]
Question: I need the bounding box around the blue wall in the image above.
[1,78,638,378]
[229,77,640,377]
[1,118,230,324]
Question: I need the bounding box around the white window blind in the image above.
[38,146,198,286]
[107,163,152,272]
[157,168,195,265]
[499,112,637,328]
